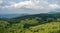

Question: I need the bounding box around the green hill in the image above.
[28,22,60,33]
[0,13,60,33]
[0,20,60,33]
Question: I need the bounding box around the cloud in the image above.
[0,0,60,14]
[0,0,3,4]
[49,4,60,9]
[52,0,60,4]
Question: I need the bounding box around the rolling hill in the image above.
[0,13,60,33]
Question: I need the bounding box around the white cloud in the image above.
[49,4,60,9]
[1,0,48,9]
[0,0,60,14]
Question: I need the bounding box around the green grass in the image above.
[25,22,60,33]
[8,22,59,33]
[0,21,60,33]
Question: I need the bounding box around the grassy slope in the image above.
[0,21,60,33]
[24,22,60,33]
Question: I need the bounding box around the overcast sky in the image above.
[0,0,60,14]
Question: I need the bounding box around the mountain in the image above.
[48,11,60,14]
[0,14,29,18]
[0,11,60,19]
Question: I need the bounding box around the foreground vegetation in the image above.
[0,14,60,33]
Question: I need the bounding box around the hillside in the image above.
[0,20,60,33]
[8,13,60,23]
[0,13,60,33]
[28,22,60,33]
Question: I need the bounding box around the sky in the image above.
[0,0,60,14]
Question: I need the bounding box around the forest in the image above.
[0,13,60,33]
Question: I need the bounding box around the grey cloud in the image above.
[0,0,60,14]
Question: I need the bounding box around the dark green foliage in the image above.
[24,23,30,28]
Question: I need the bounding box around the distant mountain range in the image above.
[0,11,60,18]
[0,14,29,18]
[48,11,60,14]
